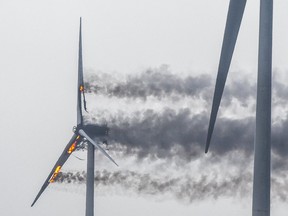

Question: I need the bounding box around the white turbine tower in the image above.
[205,1,272,216]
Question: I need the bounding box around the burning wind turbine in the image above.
[31,18,118,216]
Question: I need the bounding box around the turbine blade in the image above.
[31,133,81,206]
[205,0,247,153]
[77,17,87,125]
[78,129,118,166]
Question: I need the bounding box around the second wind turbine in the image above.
[205,1,272,216]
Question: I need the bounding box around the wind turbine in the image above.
[31,18,118,216]
[205,1,272,216]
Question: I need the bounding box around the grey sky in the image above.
[1,0,288,216]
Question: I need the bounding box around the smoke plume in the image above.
[108,109,254,160]
[55,169,288,203]
[87,108,288,171]
[62,67,288,203]
[85,66,288,106]
[83,67,288,169]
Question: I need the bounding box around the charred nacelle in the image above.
[82,124,109,137]
[73,124,109,136]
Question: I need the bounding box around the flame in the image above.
[49,165,62,183]
[67,136,81,154]
[80,85,84,92]
[67,143,76,154]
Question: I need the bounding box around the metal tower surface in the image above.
[253,1,273,215]
[86,144,95,216]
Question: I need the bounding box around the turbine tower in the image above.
[205,1,272,216]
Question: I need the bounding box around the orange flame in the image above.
[49,165,62,183]
[68,142,76,154]
[67,136,80,154]
[80,85,84,92]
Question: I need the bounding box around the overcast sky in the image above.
[1,1,288,216]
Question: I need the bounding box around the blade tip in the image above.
[205,137,210,154]
[205,131,213,154]
[205,140,210,154]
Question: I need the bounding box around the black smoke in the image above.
[84,67,258,105]
[83,67,288,168]
[108,109,254,161]
[64,67,288,203]
[55,169,288,202]
[91,108,288,171]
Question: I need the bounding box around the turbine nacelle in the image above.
[73,124,109,137]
